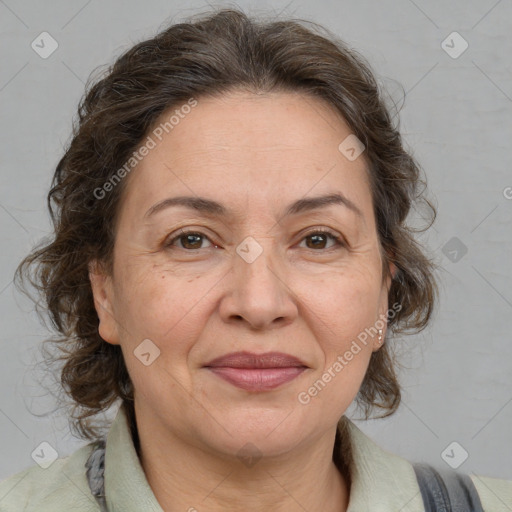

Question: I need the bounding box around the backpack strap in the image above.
[85,440,108,512]
[413,462,485,511]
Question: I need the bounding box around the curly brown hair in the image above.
[16,8,437,440]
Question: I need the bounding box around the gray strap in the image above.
[413,463,485,511]
[85,440,108,512]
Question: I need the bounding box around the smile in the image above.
[204,351,308,392]
[208,367,306,391]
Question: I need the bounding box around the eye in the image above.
[299,229,345,250]
[164,228,344,252]
[165,229,215,250]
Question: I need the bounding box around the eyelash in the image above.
[164,228,345,251]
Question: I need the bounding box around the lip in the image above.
[205,351,307,369]
[204,351,308,392]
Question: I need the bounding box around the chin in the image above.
[198,409,310,458]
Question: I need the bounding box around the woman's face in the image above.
[91,90,392,458]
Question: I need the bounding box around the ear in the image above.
[380,260,396,304]
[387,261,397,290]
[89,260,120,345]
[374,260,397,352]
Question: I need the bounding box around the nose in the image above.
[218,240,298,330]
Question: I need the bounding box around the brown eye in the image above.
[166,231,213,250]
[300,230,344,250]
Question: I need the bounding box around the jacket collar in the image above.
[340,419,423,510]
[104,405,163,511]
[104,406,423,511]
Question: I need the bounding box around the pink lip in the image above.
[204,351,308,392]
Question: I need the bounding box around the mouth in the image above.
[204,351,308,392]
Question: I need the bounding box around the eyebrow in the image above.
[144,192,363,220]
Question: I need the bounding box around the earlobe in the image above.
[88,261,120,345]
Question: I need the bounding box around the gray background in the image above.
[1,0,511,483]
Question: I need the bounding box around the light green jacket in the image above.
[1,406,511,511]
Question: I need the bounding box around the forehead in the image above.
[120,90,373,222]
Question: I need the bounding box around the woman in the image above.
[1,8,510,511]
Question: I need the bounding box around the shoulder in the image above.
[342,418,512,511]
[0,443,100,512]
[470,473,512,512]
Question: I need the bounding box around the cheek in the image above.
[113,267,215,407]
[299,265,383,348]
[293,266,382,412]
[295,270,378,416]
[113,261,218,357]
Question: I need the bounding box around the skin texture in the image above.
[90,90,393,512]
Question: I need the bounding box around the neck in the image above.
[132,407,350,512]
